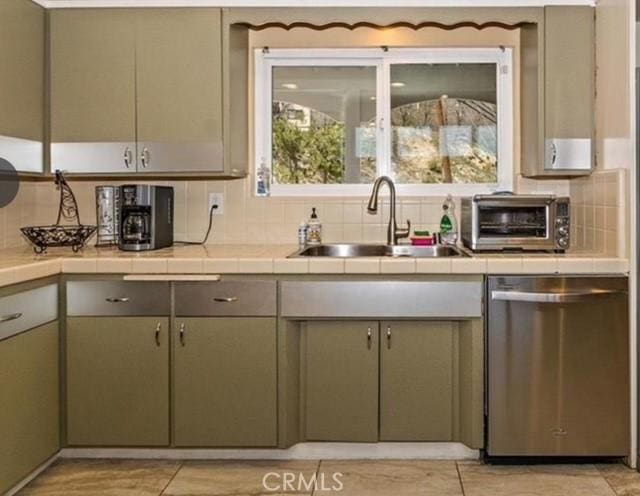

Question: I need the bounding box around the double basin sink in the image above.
[289,243,467,258]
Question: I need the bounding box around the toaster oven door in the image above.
[474,201,552,250]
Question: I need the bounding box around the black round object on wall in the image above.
[0,158,19,208]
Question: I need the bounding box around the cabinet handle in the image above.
[155,322,161,347]
[124,147,133,169]
[386,326,392,349]
[367,327,372,350]
[213,297,238,303]
[105,297,129,303]
[141,147,150,168]
[179,322,185,346]
[0,312,22,324]
[550,142,558,167]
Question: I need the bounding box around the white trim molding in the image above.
[5,454,59,496]
[59,443,479,460]
[255,47,514,197]
[34,1,595,9]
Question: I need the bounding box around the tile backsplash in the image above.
[0,170,626,258]
[569,168,627,257]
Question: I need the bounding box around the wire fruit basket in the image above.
[21,171,97,254]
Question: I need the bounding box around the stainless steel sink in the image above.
[288,244,467,258]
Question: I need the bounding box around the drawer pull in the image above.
[367,327,372,350]
[179,322,186,346]
[155,322,161,347]
[213,297,238,303]
[0,312,22,324]
[105,297,130,303]
[386,326,392,349]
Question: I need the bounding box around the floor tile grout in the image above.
[455,461,467,496]
[596,465,624,496]
[158,459,184,496]
[310,459,323,496]
[17,458,640,496]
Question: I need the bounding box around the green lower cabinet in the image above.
[173,317,277,447]
[0,322,59,494]
[303,321,379,442]
[66,317,170,446]
[379,321,455,441]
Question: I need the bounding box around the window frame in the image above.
[254,47,514,197]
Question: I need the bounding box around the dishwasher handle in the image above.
[491,289,626,304]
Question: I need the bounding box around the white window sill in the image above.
[263,182,510,197]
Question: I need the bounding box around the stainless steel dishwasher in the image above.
[487,276,629,457]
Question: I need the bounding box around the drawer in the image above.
[0,284,58,341]
[67,281,170,316]
[280,281,482,319]
[175,281,277,317]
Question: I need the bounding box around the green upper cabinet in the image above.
[50,8,243,175]
[135,9,223,173]
[50,9,137,174]
[522,6,594,177]
[0,0,44,173]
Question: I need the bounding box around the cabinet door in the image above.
[0,322,59,494]
[50,9,137,173]
[380,321,455,441]
[136,9,224,173]
[174,318,277,447]
[543,6,594,172]
[66,317,169,446]
[303,321,378,442]
[0,0,44,173]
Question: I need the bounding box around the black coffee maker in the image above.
[119,185,173,251]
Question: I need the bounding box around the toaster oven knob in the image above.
[558,226,569,236]
[557,236,569,248]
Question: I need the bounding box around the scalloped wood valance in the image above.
[237,20,530,31]
[225,7,543,30]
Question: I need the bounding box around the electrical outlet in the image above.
[208,193,224,216]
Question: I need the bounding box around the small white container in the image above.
[297,221,308,247]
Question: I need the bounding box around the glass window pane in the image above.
[272,66,376,185]
[390,63,498,184]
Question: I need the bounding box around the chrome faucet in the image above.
[367,176,411,245]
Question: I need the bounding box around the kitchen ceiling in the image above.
[34,0,596,8]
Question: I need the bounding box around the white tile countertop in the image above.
[0,244,629,288]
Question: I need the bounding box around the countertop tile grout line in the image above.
[159,459,185,496]
[455,461,467,496]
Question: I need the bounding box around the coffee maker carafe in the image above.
[119,185,173,251]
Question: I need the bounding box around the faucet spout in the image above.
[367,176,411,245]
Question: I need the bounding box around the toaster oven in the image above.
[461,194,570,252]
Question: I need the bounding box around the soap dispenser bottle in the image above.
[440,195,458,245]
[306,208,322,246]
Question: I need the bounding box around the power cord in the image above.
[175,204,218,245]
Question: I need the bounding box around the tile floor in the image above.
[16,459,640,496]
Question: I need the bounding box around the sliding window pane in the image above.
[272,66,377,185]
[390,63,498,184]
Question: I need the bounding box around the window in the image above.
[255,48,513,196]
